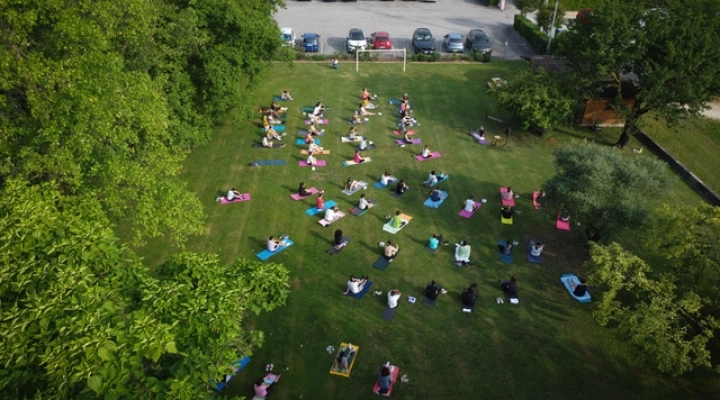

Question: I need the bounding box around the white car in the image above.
[280,27,295,47]
[346,28,368,53]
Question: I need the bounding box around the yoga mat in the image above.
[252,143,285,149]
[470,131,488,145]
[305,119,328,125]
[342,182,368,195]
[382,215,412,234]
[561,274,592,303]
[289,187,319,200]
[256,239,294,261]
[557,216,571,231]
[296,139,321,145]
[300,106,314,112]
[527,241,542,264]
[328,237,352,254]
[498,240,514,264]
[428,175,449,187]
[501,215,513,225]
[458,201,482,218]
[343,158,372,166]
[301,149,330,155]
[393,129,415,136]
[220,194,251,204]
[533,191,541,210]
[346,282,372,299]
[415,152,442,161]
[305,200,337,216]
[298,160,326,167]
[273,96,283,101]
[423,191,448,209]
[373,181,388,189]
[297,130,325,137]
[350,200,376,216]
[423,296,437,306]
[340,136,363,143]
[259,125,285,132]
[373,255,392,270]
[318,211,346,227]
[389,98,404,105]
[355,144,377,151]
[329,343,360,378]
[250,160,286,166]
[372,365,400,396]
[213,356,253,390]
[381,306,397,321]
[395,139,421,145]
[500,187,516,207]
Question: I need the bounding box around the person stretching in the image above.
[344,275,368,295]
[395,179,409,195]
[266,126,281,140]
[353,150,367,164]
[501,276,518,299]
[421,145,432,158]
[352,111,363,125]
[324,206,340,223]
[358,193,372,210]
[389,211,406,229]
[315,191,325,211]
[262,136,285,148]
[384,240,399,262]
[377,365,392,393]
[348,126,359,139]
[501,206,514,219]
[500,239,513,255]
[362,97,378,110]
[381,171,396,186]
[267,235,288,252]
[570,278,588,297]
[359,103,376,116]
[333,229,348,250]
[308,142,324,154]
[428,233,443,250]
[423,171,445,187]
[306,153,318,169]
[429,188,443,202]
[297,182,309,197]
[226,188,242,201]
[307,123,324,136]
[463,196,478,212]
[461,283,478,308]
[281,90,294,101]
[455,240,472,266]
[530,241,545,256]
[502,187,514,201]
[345,178,363,193]
[425,281,441,300]
[387,289,401,308]
[359,136,373,151]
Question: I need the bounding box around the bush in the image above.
[309,54,328,61]
[429,52,440,62]
[513,14,549,55]
[485,0,500,6]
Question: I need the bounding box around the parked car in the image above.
[280,28,295,47]
[412,28,436,54]
[346,28,368,53]
[443,33,464,53]
[370,31,392,50]
[302,33,320,53]
[465,29,493,60]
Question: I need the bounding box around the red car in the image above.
[370,32,392,50]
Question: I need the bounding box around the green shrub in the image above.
[513,14,549,55]
[430,52,440,62]
[486,0,500,6]
[309,54,328,61]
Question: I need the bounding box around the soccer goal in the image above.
[354,48,407,73]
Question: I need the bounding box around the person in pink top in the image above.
[316,191,325,211]
[354,150,367,164]
[253,377,274,398]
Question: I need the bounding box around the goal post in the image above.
[354,48,406,73]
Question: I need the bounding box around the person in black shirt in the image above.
[501,276,518,299]
[395,179,409,195]
[425,281,441,300]
[571,278,588,297]
[461,283,478,307]
[501,206,514,219]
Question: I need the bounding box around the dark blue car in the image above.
[302,33,320,53]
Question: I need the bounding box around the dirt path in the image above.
[702,100,720,120]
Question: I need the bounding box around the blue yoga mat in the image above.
[498,240,514,264]
[256,239,294,261]
[428,175,449,187]
[527,241,542,264]
[373,182,387,190]
[296,139,321,145]
[305,200,337,216]
[259,125,285,132]
[251,160,286,166]
[346,281,373,299]
[423,191,448,209]
[273,96,282,101]
[561,274,592,303]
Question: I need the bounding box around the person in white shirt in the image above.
[502,187,514,201]
[306,154,317,166]
[358,194,371,210]
[261,136,285,148]
[267,235,288,252]
[344,275,368,294]
[324,206,339,222]
[464,196,478,212]
[226,188,242,201]
[380,171,396,186]
[387,289,401,309]
[421,145,431,158]
[530,241,545,256]
[423,171,445,187]
[308,142,323,153]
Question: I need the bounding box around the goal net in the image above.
[354,48,407,72]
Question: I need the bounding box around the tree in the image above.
[0,180,290,398]
[514,0,543,16]
[586,242,718,375]
[541,141,670,241]
[489,66,575,134]
[554,0,720,136]
[536,3,565,32]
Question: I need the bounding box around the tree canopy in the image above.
[541,141,670,241]
[0,0,284,245]
[0,179,290,399]
[554,0,720,134]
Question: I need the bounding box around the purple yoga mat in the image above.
[458,202,482,218]
[298,160,326,167]
[220,194,251,204]
[289,187,319,200]
[415,152,442,161]
[305,119,328,125]
[395,139,421,145]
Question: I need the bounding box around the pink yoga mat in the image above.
[305,119,328,125]
[500,187,515,207]
[393,129,415,135]
[220,194,251,204]
[458,202,482,218]
[298,160,326,167]
[556,216,571,231]
[395,139,421,145]
[289,187,319,200]
[415,152,442,161]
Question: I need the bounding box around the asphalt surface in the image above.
[274,0,537,60]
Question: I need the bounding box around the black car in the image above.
[465,29,493,60]
[412,28,436,54]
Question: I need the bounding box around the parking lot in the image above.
[274,0,536,59]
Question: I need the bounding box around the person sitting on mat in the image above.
[378,365,392,393]
[306,153,318,169]
[308,142,324,154]
[530,241,545,257]
[359,103,376,116]
[426,281,441,300]
[351,110,363,125]
[454,240,472,266]
[502,187,514,201]
[253,377,275,399]
[402,130,414,143]
[266,126,281,140]
[345,178,363,193]
[312,102,325,119]
[333,346,352,373]
[534,190,546,206]
[421,145,432,158]
[267,235,288,253]
[384,240,400,262]
[463,196,478,212]
[298,182,309,197]
[461,283,478,307]
[261,113,271,130]
[428,233,443,250]
[316,191,325,210]
[359,136,373,151]
[387,289,402,308]
[559,208,570,222]
[423,171,445,187]
[304,131,317,145]
[344,275,368,295]
[501,206,515,219]
[353,150,367,164]
[501,276,518,299]
[362,97,377,110]
[307,123,324,136]
[226,188,242,201]
[570,278,588,297]
[333,229,348,250]
[270,101,286,115]
[500,239,513,255]
[389,211,406,229]
[261,135,285,148]
[477,126,486,138]
[395,179,409,195]
[362,88,377,101]
[324,206,340,223]
[348,126,359,139]
[358,193,372,210]
[430,188,444,202]
[381,171,397,186]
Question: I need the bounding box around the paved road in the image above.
[274,0,537,60]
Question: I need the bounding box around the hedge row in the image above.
[513,14,548,55]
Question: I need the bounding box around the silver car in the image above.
[443,33,464,53]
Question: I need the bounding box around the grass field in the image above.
[136,62,717,400]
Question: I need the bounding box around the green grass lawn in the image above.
[136,62,717,400]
